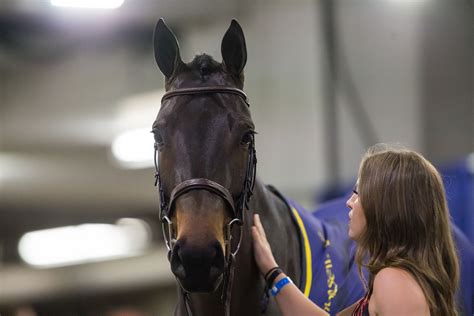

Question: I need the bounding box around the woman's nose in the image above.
[346,195,354,209]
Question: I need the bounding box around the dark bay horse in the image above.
[151,19,364,316]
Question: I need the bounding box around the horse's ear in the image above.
[221,19,247,76]
[153,18,183,78]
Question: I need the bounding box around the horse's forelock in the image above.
[175,54,243,88]
[189,54,221,76]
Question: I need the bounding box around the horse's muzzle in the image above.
[170,238,225,292]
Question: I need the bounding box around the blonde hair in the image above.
[355,144,460,316]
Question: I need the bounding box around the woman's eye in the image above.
[352,184,358,195]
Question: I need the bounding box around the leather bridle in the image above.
[154,86,257,316]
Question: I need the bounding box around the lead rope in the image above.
[182,290,193,316]
[223,254,236,316]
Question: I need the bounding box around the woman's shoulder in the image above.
[370,267,429,315]
[373,267,425,298]
[374,267,420,286]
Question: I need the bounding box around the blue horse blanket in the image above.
[270,187,474,315]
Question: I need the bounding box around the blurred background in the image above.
[0,0,472,315]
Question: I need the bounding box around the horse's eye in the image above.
[241,131,254,145]
[152,129,164,146]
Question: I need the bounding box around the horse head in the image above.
[152,19,256,293]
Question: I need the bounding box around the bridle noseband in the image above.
[154,86,257,316]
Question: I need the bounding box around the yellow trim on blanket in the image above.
[291,207,312,297]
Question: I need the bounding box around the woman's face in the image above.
[346,180,367,241]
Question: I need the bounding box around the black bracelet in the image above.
[266,267,283,289]
[264,266,280,281]
[260,266,283,314]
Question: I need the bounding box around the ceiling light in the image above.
[18,219,151,268]
[111,128,155,169]
[387,0,427,3]
[111,90,163,169]
[50,0,124,9]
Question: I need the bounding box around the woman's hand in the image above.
[252,214,331,316]
[251,213,279,276]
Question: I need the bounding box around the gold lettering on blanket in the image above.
[322,246,338,312]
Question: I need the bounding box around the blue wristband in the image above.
[270,276,293,297]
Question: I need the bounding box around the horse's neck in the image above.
[248,180,302,281]
[232,179,302,313]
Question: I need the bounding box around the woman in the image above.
[252,144,460,316]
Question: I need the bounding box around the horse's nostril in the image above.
[209,241,225,280]
[174,264,186,279]
[170,240,186,279]
[170,239,225,280]
[170,239,226,292]
[211,241,225,268]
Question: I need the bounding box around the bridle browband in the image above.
[161,86,250,106]
[154,86,257,316]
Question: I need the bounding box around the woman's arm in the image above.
[252,214,329,316]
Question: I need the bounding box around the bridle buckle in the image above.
[225,217,244,258]
[161,215,175,252]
